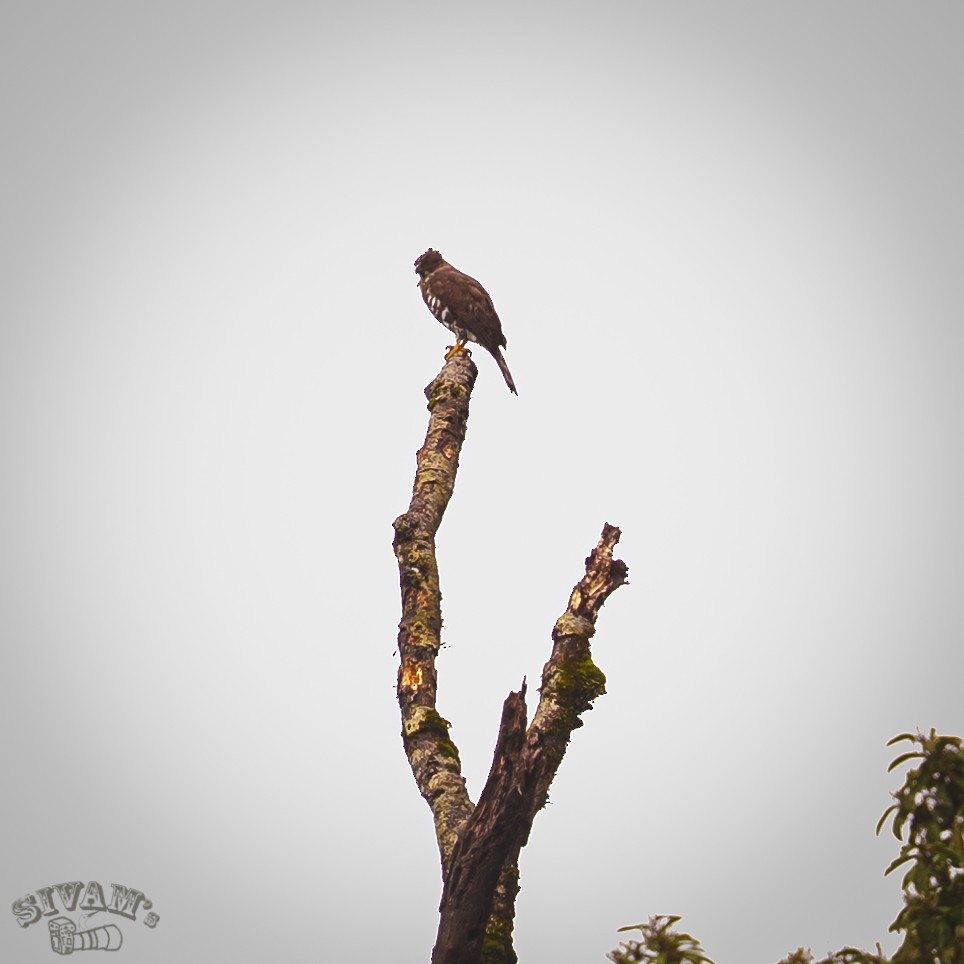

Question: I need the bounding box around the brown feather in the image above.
[414,249,517,395]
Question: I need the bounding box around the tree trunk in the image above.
[393,352,628,964]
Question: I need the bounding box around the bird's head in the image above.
[414,248,445,279]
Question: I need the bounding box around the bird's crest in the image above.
[415,248,445,277]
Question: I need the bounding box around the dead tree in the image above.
[393,351,628,964]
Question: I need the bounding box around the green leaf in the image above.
[876,804,898,836]
[888,751,925,772]
[884,852,914,876]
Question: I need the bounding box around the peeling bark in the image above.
[393,352,628,964]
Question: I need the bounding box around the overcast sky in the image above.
[2,3,962,962]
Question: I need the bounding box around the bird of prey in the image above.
[414,248,518,395]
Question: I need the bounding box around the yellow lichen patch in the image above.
[553,613,595,639]
[401,660,424,694]
[403,706,453,742]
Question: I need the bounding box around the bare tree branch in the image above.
[393,352,628,964]
[393,352,479,871]
[433,526,628,964]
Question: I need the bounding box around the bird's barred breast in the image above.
[424,289,455,328]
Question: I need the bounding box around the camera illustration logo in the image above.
[12,880,159,956]
[48,915,124,955]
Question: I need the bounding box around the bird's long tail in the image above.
[491,348,518,395]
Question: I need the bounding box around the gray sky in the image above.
[2,3,962,962]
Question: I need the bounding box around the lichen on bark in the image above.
[392,352,628,964]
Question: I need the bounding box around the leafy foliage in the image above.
[608,730,964,964]
[776,945,887,964]
[607,916,714,964]
[879,730,964,964]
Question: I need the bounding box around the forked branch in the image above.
[392,352,628,964]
